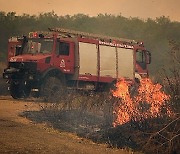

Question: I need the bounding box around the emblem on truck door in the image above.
[60,59,65,67]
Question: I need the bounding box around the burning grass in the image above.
[111,78,179,153]
[112,78,172,127]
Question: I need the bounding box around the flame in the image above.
[112,78,171,127]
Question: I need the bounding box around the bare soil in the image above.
[0,96,129,154]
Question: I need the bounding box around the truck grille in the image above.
[9,62,37,72]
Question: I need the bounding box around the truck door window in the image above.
[136,50,145,63]
[136,50,146,69]
[58,42,70,56]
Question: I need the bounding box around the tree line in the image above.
[0,11,180,76]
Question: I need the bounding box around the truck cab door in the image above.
[55,40,75,74]
[135,49,148,78]
[136,50,147,70]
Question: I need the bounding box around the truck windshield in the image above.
[22,39,53,54]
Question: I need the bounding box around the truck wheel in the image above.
[10,81,22,99]
[41,77,65,102]
[10,81,31,99]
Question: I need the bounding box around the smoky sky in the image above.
[0,0,180,21]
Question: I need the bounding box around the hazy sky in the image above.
[0,0,180,21]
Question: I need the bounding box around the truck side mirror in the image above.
[146,51,151,64]
[15,45,22,55]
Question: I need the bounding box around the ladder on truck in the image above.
[48,27,137,44]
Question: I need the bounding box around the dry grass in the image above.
[0,62,6,75]
[0,62,8,95]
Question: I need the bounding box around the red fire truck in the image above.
[3,28,151,99]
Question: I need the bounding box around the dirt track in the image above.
[0,96,128,154]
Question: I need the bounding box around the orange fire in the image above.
[112,78,171,127]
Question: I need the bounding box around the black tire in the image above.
[10,81,21,99]
[10,80,31,99]
[41,77,66,102]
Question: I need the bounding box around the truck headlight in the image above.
[4,74,9,79]
[29,75,34,80]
